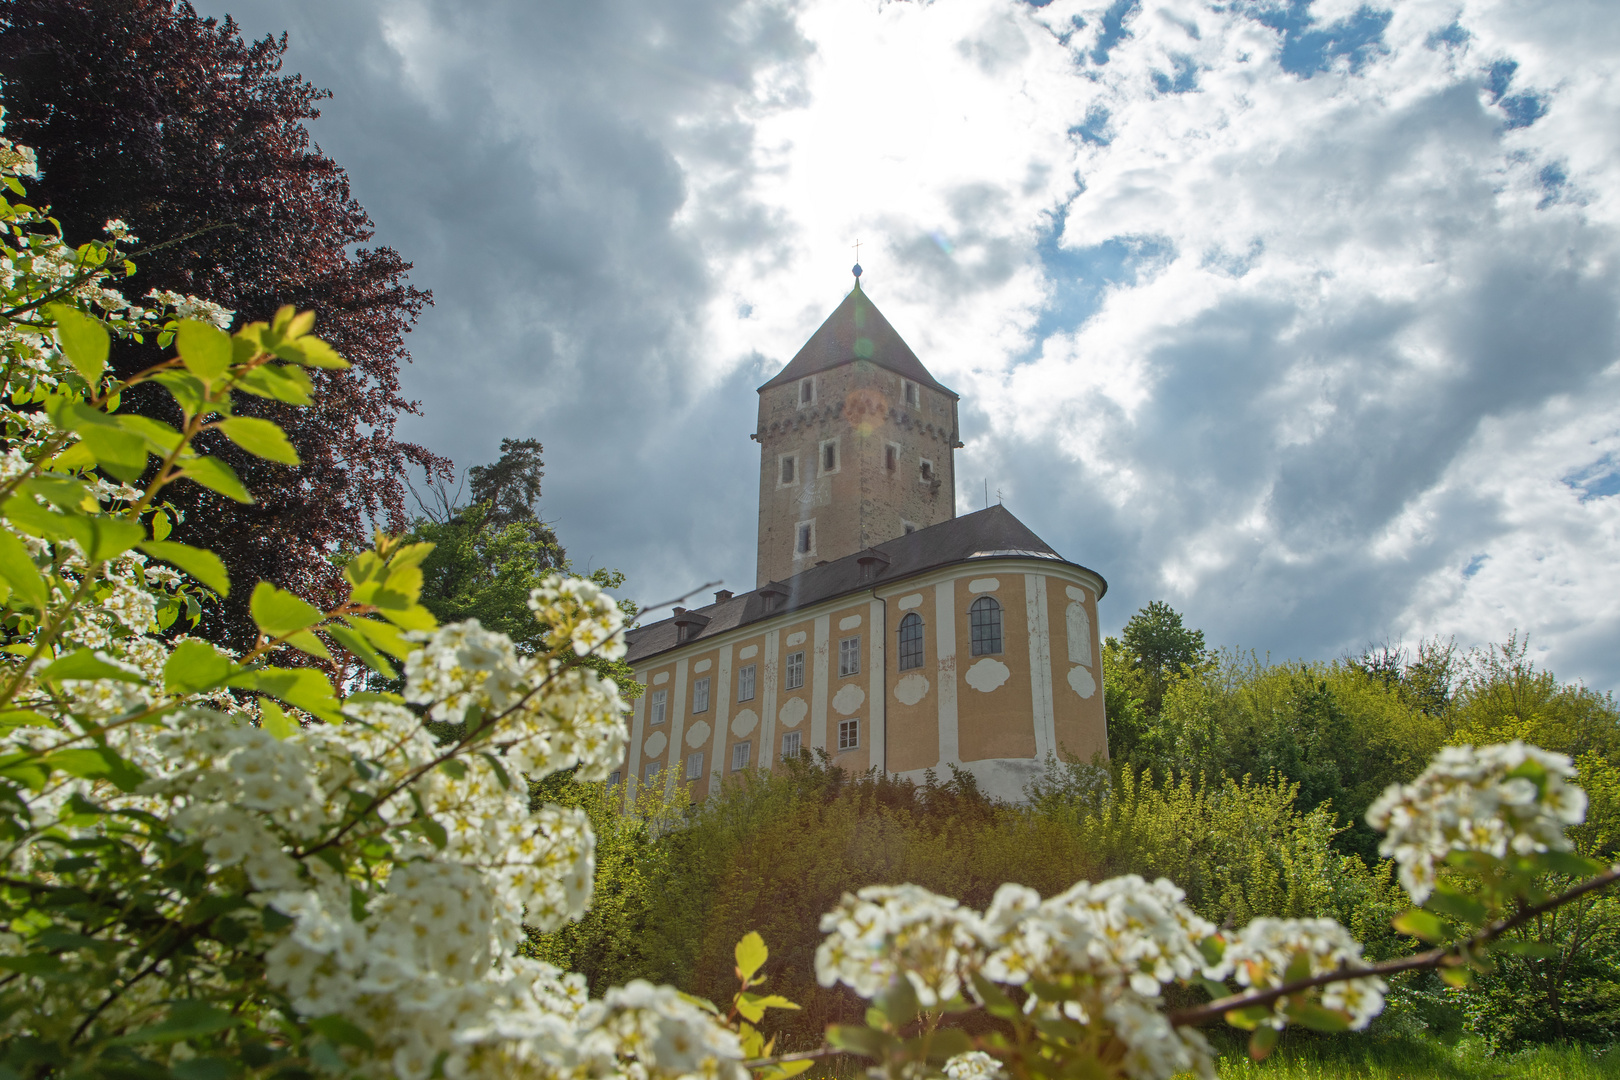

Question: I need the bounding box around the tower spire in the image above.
[851,238,863,282]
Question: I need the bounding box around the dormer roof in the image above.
[758,282,957,398]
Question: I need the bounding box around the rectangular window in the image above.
[732,741,751,771]
[796,521,814,555]
[785,651,805,690]
[645,762,661,784]
[782,730,802,759]
[649,689,667,725]
[885,444,898,471]
[799,378,815,405]
[737,664,756,702]
[920,459,934,482]
[607,770,621,787]
[838,718,859,751]
[820,439,838,474]
[839,636,861,677]
[686,751,704,780]
[779,455,796,485]
[692,677,711,714]
[904,380,919,407]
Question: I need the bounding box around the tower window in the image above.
[970,596,1004,656]
[820,439,839,474]
[885,443,899,471]
[785,651,805,690]
[779,454,796,485]
[898,613,924,671]
[781,730,802,759]
[795,521,815,556]
[799,378,816,406]
[838,718,860,751]
[904,380,919,407]
[920,459,934,483]
[839,636,861,677]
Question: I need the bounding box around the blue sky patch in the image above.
[1024,205,1174,351]
[1485,58,1548,129]
[1563,456,1620,502]
[1152,54,1200,94]
[1069,105,1112,146]
[1246,1,1392,77]
[1463,553,1489,579]
[1090,0,1140,65]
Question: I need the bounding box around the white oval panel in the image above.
[1068,665,1097,699]
[739,645,758,660]
[643,730,668,758]
[898,593,924,610]
[832,683,865,716]
[786,631,807,646]
[779,696,808,728]
[965,657,1011,693]
[968,578,1000,594]
[731,708,759,737]
[685,719,711,748]
[839,614,862,630]
[894,672,929,706]
[694,659,712,673]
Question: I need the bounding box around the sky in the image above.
[192,0,1620,689]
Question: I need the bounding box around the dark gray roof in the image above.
[758,283,957,397]
[625,505,1105,664]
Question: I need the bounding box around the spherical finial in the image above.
[852,263,863,279]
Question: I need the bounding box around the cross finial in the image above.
[851,239,863,280]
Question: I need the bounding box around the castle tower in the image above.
[752,279,961,586]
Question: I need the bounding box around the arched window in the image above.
[897,613,924,671]
[969,596,1003,656]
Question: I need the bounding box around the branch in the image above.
[1168,862,1620,1028]
[743,1044,841,1069]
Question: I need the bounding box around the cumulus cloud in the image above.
[201,0,1620,687]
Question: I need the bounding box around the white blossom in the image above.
[1366,741,1587,904]
[1222,918,1386,1031]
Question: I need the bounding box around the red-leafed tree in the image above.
[0,0,450,648]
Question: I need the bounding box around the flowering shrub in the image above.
[0,119,1613,1080]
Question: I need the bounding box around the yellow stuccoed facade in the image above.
[616,279,1109,804]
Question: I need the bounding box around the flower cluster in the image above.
[1222,918,1386,1030]
[1366,741,1587,903]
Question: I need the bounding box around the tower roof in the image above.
[759,282,957,398]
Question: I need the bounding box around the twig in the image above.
[1167,862,1620,1028]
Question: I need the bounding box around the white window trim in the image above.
[649,689,667,725]
[777,453,798,487]
[797,377,816,407]
[903,379,919,407]
[784,650,805,690]
[782,730,802,758]
[839,635,861,678]
[685,751,704,780]
[794,519,816,558]
[692,677,711,714]
[737,664,756,703]
[732,741,751,772]
[819,437,840,476]
[838,718,860,751]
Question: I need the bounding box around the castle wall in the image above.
[618,560,1107,805]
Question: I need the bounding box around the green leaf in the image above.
[1282,949,1313,986]
[1248,1025,1279,1061]
[139,540,230,596]
[163,639,234,694]
[1393,909,1449,945]
[49,305,110,384]
[109,1000,237,1045]
[342,615,419,659]
[1531,850,1606,879]
[44,747,146,792]
[416,813,447,849]
[250,581,324,639]
[1199,934,1226,967]
[179,455,254,503]
[324,622,397,678]
[48,399,148,482]
[272,336,350,369]
[1492,940,1561,958]
[826,1025,893,1059]
[234,363,312,405]
[259,697,301,740]
[0,529,48,609]
[218,417,299,466]
[228,667,342,724]
[1224,1005,1273,1032]
[309,1013,375,1051]
[1438,965,1473,989]
[735,931,769,982]
[176,319,233,381]
[879,977,920,1028]
[171,1058,235,1080]
[736,993,799,1023]
[40,649,146,684]
[282,630,331,660]
[1200,978,1232,1002]
[149,370,207,417]
[115,414,184,456]
[1283,1000,1352,1032]
[924,1029,973,1060]
[78,515,147,564]
[1426,886,1489,927]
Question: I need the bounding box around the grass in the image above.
[1215,1034,1620,1080]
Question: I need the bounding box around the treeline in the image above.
[532,607,1620,1053]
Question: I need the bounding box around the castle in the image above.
[614,275,1108,802]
